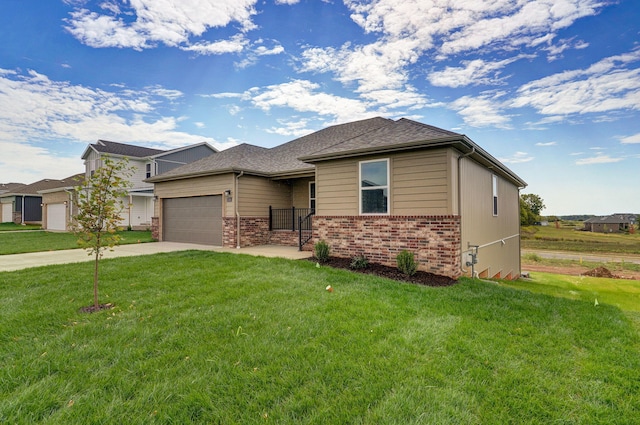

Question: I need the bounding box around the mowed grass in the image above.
[0,223,42,231]
[501,272,640,313]
[1,252,639,424]
[0,230,154,255]
[521,224,640,254]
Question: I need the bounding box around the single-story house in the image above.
[38,174,84,231]
[147,117,527,280]
[1,183,26,222]
[583,214,637,233]
[81,140,217,229]
[0,178,84,225]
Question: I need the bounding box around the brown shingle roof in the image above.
[4,174,84,196]
[147,117,526,187]
[299,118,461,161]
[148,117,392,180]
[0,183,26,194]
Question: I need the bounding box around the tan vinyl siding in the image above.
[238,175,291,216]
[154,174,235,217]
[316,150,452,216]
[292,177,314,209]
[316,158,359,215]
[392,149,450,215]
[459,157,521,278]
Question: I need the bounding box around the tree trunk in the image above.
[93,249,100,308]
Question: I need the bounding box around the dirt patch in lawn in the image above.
[311,257,457,287]
[523,263,640,280]
[79,303,114,314]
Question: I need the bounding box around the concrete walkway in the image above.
[0,242,312,272]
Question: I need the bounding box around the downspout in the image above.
[457,146,475,276]
[518,185,526,278]
[64,189,74,230]
[235,171,244,249]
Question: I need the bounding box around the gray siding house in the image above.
[81,140,217,229]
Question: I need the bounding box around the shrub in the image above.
[350,254,369,270]
[314,240,330,262]
[396,250,418,276]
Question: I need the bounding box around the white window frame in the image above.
[309,181,316,210]
[359,158,390,215]
[492,174,498,216]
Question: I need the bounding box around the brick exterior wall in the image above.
[151,217,159,241]
[313,215,462,279]
[268,230,299,247]
[223,217,270,248]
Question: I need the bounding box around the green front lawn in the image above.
[0,230,154,255]
[0,222,41,231]
[1,252,638,424]
[501,271,640,313]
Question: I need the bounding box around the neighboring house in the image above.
[0,178,83,225]
[81,140,217,229]
[38,174,85,231]
[1,183,25,222]
[583,214,637,233]
[147,117,527,280]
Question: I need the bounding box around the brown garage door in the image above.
[163,195,222,245]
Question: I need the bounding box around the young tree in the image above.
[73,156,133,310]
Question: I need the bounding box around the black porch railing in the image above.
[269,206,315,250]
[298,210,314,251]
[269,206,313,231]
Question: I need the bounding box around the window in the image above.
[146,163,152,179]
[309,182,316,210]
[360,159,389,214]
[492,174,498,216]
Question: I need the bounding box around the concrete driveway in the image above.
[0,242,312,272]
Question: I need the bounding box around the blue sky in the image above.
[1,0,639,216]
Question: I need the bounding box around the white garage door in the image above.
[47,203,67,231]
[163,195,222,245]
[2,203,12,223]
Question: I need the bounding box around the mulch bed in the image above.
[310,256,457,287]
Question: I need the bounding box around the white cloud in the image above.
[576,154,624,165]
[536,141,557,146]
[498,151,534,164]
[0,141,84,183]
[65,0,258,50]
[264,118,312,137]
[513,49,640,117]
[0,68,233,156]
[448,93,511,128]
[428,56,530,88]
[620,133,640,144]
[298,0,604,125]
[181,34,248,55]
[250,80,373,124]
